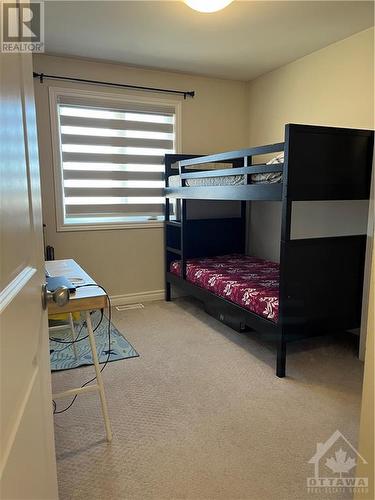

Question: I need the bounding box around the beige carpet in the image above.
[52,298,363,500]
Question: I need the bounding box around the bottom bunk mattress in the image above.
[170,254,279,322]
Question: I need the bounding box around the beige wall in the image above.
[248,27,374,142]
[33,54,248,297]
[247,27,374,261]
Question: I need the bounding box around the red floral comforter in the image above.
[170,254,279,322]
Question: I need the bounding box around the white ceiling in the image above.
[44,1,374,81]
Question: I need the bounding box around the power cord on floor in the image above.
[52,285,112,415]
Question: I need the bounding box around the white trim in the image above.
[48,86,182,232]
[110,289,165,306]
[0,266,36,314]
[49,88,65,232]
[48,86,183,120]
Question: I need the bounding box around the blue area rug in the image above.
[49,310,139,371]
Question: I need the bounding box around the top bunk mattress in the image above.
[168,173,246,187]
[168,153,284,187]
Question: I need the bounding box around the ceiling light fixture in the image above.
[184,0,234,13]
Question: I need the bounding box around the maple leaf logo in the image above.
[325,448,356,477]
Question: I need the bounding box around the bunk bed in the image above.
[164,124,374,377]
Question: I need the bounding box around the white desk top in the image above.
[46,259,107,315]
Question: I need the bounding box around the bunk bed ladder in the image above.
[164,196,171,301]
[165,153,200,301]
[241,155,251,253]
[181,200,187,280]
[276,128,290,378]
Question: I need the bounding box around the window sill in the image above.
[57,221,164,232]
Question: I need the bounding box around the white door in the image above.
[0,48,59,499]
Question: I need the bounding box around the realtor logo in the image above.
[1,1,44,52]
[307,430,368,495]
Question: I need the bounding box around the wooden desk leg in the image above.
[85,311,113,442]
[68,313,78,360]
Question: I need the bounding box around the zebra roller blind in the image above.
[56,95,176,227]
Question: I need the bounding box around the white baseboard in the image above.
[110,289,165,306]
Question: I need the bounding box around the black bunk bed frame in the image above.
[164,124,374,377]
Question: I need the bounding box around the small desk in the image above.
[46,259,112,442]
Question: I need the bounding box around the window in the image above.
[49,88,180,230]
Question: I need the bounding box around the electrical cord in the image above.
[50,309,104,344]
[49,310,103,361]
[53,285,112,415]
[50,322,85,357]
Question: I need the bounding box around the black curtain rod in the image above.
[32,72,195,99]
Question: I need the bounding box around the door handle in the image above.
[42,283,70,310]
